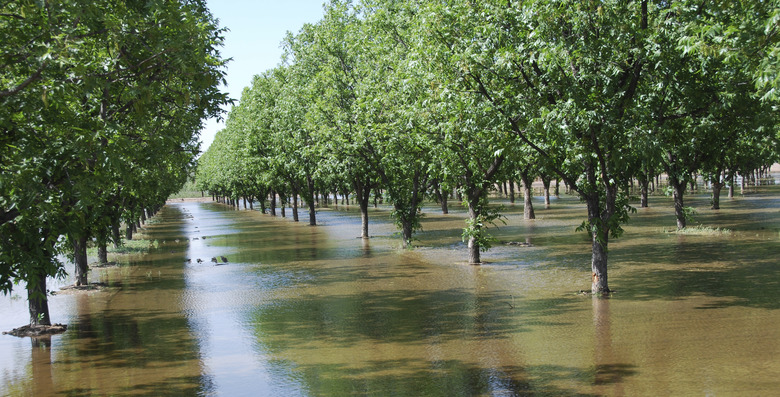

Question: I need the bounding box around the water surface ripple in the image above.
[1,179,779,395]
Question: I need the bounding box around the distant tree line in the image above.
[197,0,780,294]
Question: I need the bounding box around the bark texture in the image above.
[73,235,89,286]
[98,243,108,265]
[670,176,687,230]
[27,271,51,326]
[519,171,535,220]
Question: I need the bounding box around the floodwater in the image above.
[1,176,779,396]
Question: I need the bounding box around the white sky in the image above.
[200,0,326,152]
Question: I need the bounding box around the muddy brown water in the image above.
[1,177,779,396]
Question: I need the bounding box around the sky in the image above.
[200,0,326,152]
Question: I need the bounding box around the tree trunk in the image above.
[355,180,371,239]
[467,236,480,265]
[433,182,449,215]
[740,173,745,195]
[72,235,89,286]
[401,218,413,249]
[585,194,610,294]
[639,176,649,208]
[542,178,551,208]
[519,170,535,220]
[360,195,370,239]
[467,200,481,265]
[307,175,317,226]
[440,187,449,214]
[509,179,516,203]
[292,192,299,222]
[711,182,722,210]
[392,194,423,249]
[112,221,121,249]
[27,270,51,326]
[728,173,734,198]
[591,231,609,294]
[711,172,724,210]
[98,241,108,265]
[670,175,687,230]
[270,191,277,216]
[307,196,316,225]
[125,223,133,241]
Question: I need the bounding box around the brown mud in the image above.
[53,282,113,295]
[3,324,67,337]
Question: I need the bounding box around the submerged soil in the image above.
[54,282,113,295]
[1,172,779,396]
[3,324,67,337]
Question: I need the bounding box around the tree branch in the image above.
[0,62,46,98]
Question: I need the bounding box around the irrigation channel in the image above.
[2,172,779,396]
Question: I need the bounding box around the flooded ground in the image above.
[1,174,779,396]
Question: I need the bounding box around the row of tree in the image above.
[0,0,228,326]
[198,0,779,294]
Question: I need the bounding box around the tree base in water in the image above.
[3,323,67,337]
[504,241,534,247]
[90,261,119,268]
[54,282,112,295]
[578,289,615,296]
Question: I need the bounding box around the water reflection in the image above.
[30,338,54,396]
[1,175,779,395]
[0,205,215,396]
[592,297,635,394]
[247,259,533,396]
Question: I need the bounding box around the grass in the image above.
[664,225,733,236]
[108,239,157,254]
[86,237,157,257]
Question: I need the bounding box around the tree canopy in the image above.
[1,0,229,325]
[198,0,779,293]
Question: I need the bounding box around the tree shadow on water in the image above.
[248,288,584,351]
[267,358,635,396]
[611,239,780,310]
[59,375,213,397]
[57,309,201,369]
[245,288,630,395]
[592,363,638,385]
